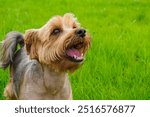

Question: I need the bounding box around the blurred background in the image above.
[0,0,150,99]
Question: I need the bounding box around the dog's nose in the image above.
[76,29,86,38]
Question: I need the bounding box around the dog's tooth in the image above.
[81,53,83,56]
[73,55,76,59]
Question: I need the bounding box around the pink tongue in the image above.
[66,48,81,57]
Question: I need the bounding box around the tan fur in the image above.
[1,13,91,100]
[4,79,16,99]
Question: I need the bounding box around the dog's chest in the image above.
[44,73,68,93]
[19,62,72,100]
[20,74,71,99]
[42,72,71,99]
[39,74,72,99]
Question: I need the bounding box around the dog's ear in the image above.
[24,29,39,59]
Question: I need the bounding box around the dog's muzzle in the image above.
[65,28,86,63]
[75,29,86,38]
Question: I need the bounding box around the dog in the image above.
[0,13,91,100]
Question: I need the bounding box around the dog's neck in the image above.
[42,64,68,95]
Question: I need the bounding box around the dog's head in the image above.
[24,13,91,72]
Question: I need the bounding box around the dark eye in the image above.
[52,28,61,35]
[73,26,76,29]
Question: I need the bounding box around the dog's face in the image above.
[24,13,91,72]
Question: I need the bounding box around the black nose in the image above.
[76,29,86,38]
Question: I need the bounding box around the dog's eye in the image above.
[73,26,76,29]
[52,28,61,35]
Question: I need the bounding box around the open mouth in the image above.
[66,42,84,62]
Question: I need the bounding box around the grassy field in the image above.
[0,0,150,100]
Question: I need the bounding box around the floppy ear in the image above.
[24,29,39,59]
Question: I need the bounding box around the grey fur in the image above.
[0,32,24,69]
[12,48,44,99]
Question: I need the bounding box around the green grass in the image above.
[0,0,150,100]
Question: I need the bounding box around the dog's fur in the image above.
[0,13,90,100]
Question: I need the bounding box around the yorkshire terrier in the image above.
[0,13,91,99]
